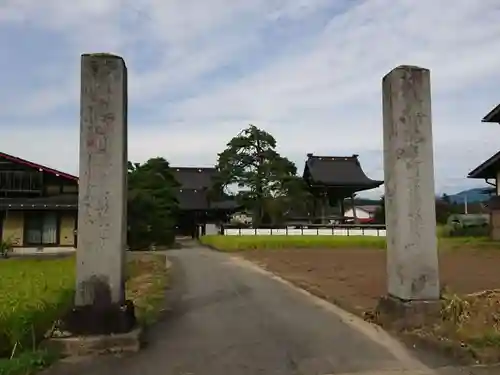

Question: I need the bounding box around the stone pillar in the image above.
[65,53,134,335]
[382,65,440,302]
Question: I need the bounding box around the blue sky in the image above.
[1,0,500,198]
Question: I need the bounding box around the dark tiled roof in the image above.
[176,189,240,211]
[303,154,383,189]
[176,189,210,211]
[211,200,240,210]
[482,103,500,123]
[171,167,217,190]
[0,152,78,181]
[0,194,77,210]
[468,151,500,179]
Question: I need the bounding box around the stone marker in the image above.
[62,53,135,336]
[381,65,440,302]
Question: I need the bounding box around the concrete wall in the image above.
[224,227,386,237]
[11,247,75,255]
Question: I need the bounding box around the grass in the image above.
[0,350,59,375]
[0,258,75,359]
[125,253,170,326]
[200,234,387,251]
[200,234,498,252]
[404,289,500,363]
[0,253,169,375]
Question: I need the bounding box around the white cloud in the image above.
[1,0,500,197]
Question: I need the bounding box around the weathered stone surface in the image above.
[59,300,136,336]
[382,65,440,301]
[76,53,128,307]
[62,53,136,336]
[44,326,143,357]
[376,295,442,331]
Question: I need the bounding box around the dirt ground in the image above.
[239,248,500,363]
[240,248,500,315]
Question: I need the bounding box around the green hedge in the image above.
[200,235,387,251]
[200,234,500,252]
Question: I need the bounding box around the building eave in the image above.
[468,151,500,179]
[482,103,500,123]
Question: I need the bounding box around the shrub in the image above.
[200,235,387,252]
[0,239,13,258]
[442,224,490,238]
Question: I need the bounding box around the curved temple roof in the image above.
[468,150,500,180]
[171,167,240,211]
[482,103,500,123]
[170,167,217,190]
[303,153,383,191]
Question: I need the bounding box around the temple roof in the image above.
[468,151,500,179]
[175,189,240,211]
[171,167,217,190]
[482,103,500,123]
[176,189,211,211]
[303,153,383,191]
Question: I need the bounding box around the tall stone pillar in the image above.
[382,65,440,302]
[66,53,134,335]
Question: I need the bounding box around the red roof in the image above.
[0,152,78,182]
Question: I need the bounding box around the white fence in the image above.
[222,226,386,237]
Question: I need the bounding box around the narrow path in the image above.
[46,246,444,375]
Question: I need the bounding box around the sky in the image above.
[1,0,500,199]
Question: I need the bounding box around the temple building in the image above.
[302,153,383,223]
[171,167,240,237]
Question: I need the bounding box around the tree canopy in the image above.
[127,157,179,250]
[215,124,311,225]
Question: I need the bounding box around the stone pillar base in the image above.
[58,299,137,336]
[375,295,442,330]
[44,326,143,357]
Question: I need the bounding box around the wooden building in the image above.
[0,152,78,254]
[468,103,500,239]
[303,153,383,223]
[171,167,240,237]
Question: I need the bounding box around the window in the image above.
[24,212,58,246]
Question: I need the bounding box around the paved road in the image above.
[46,246,451,375]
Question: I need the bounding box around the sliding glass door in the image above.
[24,212,58,246]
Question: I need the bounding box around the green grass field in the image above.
[0,254,169,375]
[0,258,74,359]
[200,234,498,252]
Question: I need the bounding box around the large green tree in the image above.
[127,157,179,250]
[215,125,310,226]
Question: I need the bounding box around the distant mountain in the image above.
[446,188,494,204]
